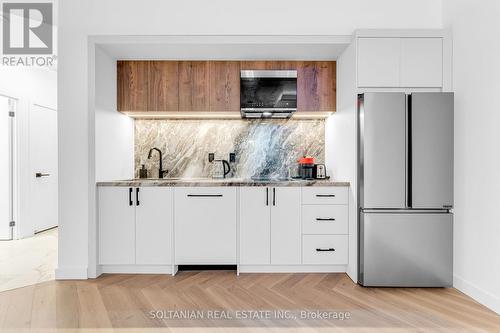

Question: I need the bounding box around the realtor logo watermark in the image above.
[2,2,55,66]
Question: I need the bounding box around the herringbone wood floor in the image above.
[0,271,498,332]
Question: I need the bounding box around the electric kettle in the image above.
[212,159,231,179]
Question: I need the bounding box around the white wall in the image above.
[95,46,134,182]
[325,41,358,281]
[0,66,57,239]
[442,0,500,314]
[57,0,443,278]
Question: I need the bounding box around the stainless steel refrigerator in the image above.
[358,92,454,287]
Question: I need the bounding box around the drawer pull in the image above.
[316,194,336,197]
[316,218,336,221]
[187,194,223,197]
[316,248,336,252]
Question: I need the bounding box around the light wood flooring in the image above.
[0,271,498,332]
[0,228,57,292]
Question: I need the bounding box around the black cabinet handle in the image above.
[266,188,269,206]
[136,188,140,206]
[272,188,276,206]
[187,194,223,197]
[316,218,336,221]
[316,194,336,197]
[128,188,133,206]
[316,248,335,252]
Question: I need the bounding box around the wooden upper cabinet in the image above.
[117,60,336,114]
[117,61,149,111]
[148,61,179,111]
[297,61,336,112]
[239,61,336,112]
[240,61,298,70]
[178,61,210,111]
[209,61,240,112]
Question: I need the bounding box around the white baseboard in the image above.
[454,275,500,314]
[238,265,347,273]
[99,264,173,274]
[55,266,88,280]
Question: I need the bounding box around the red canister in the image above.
[298,156,315,179]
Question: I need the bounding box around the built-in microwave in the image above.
[240,70,297,119]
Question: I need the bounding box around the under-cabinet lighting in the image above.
[122,111,334,120]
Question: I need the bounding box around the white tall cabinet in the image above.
[357,36,444,88]
[328,29,453,283]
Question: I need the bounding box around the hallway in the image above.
[0,228,57,292]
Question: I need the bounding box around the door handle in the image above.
[315,218,336,221]
[136,188,140,206]
[266,188,269,206]
[128,188,133,206]
[316,248,335,252]
[272,188,276,206]
[35,173,50,178]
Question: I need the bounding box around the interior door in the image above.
[30,104,58,232]
[411,93,454,208]
[360,212,453,287]
[0,96,14,240]
[360,93,406,208]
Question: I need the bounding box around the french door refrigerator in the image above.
[358,92,454,287]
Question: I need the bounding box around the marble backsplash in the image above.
[135,119,325,179]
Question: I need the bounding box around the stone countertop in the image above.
[96,178,350,187]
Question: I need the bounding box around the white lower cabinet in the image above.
[174,187,236,264]
[302,235,348,265]
[270,187,301,264]
[301,186,349,267]
[98,186,173,266]
[239,187,301,266]
[98,184,349,274]
[135,187,173,265]
[239,187,271,265]
[98,187,136,265]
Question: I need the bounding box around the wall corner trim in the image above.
[55,266,89,280]
[454,275,500,315]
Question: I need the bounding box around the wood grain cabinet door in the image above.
[240,61,298,70]
[209,61,240,112]
[297,61,336,112]
[117,61,149,111]
[148,61,179,111]
[178,61,210,111]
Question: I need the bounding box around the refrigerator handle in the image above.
[406,94,412,208]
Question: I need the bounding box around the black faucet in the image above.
[147,147,167,179]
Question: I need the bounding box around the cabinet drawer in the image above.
[302,187,348,205]
[302,235,348,265]
[302,205,348,235]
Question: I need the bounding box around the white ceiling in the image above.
[95,35,351,60]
